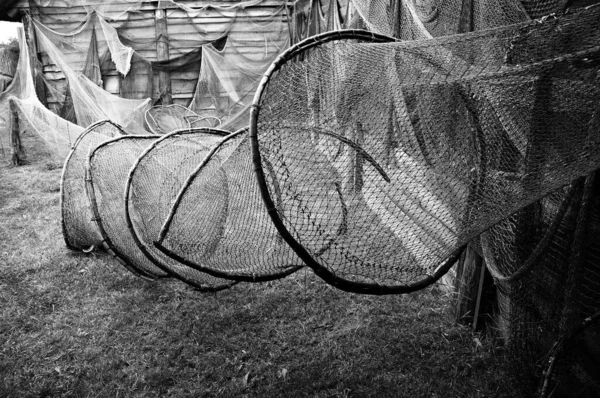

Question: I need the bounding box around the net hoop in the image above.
[86,134,170,280]
[60,119,126,251]
[124,126,239,290]
[154,128,305,282]
[250,29,466,294]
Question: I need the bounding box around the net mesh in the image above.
[87,134,235,290]
[349,0,531,39]
[60,120,125,251]
[0,27,37,159]
[251,3,600,392]
[154,129,305,281]
[124,127,241,288]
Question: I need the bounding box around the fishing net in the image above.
[124,127,242,287]
[250,5,600,291]
[145,104,198,135]
[0,27,36,160]
[154,129,305,282]
[481,174,600,396]
[144,104,222,135]
[0,47,18,92]
[60,120,125,251]
[33,16,151,133]
[87,134,236,290]
[349,0,530,38]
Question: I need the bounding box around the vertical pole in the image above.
[353,121,364,194]
[453,245,486,328]
[457,0,474,33]
[9,100,24,166]
[155,7,172,105]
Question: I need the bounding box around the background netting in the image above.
[60,120,125,250]
[154,129,305,281]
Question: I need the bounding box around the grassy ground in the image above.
[0,133,518,397]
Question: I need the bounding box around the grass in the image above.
[0,132,519,397]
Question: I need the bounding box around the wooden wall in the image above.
[10,0,288,111]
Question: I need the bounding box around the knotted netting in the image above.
[250,5,600,295]
[87,134,235,291]
[124,127,244,288]
[0,28,34,160]
[348,0,531,39]
[86,135,169,279]
[60,120,125,251]
[480,174,600,395]
[153,129,305,282]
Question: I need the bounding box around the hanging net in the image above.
[0,27,37,160]
[60,120,126,251]
[87,134,236,291]
[33,16,151,134]
[250,6,600,294]
[348,0,531,39]
[153,129,305,282]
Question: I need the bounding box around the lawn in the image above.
[0,132,518,397]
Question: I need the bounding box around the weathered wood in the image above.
[457,0,473,33]
[9,100,24,165]
[21,12,48,106]
[155,7,172,105]
[453,245,485,326]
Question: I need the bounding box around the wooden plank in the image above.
[21,13,48,106]
[9,100,24,165]
[453,245,484,326]
[155,7,172,104]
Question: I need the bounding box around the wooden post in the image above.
[21,12,48,107]
[9,100,24,166]
[457,0,474,33]
[453,245,486,327]
[155,7,172,105]
[352,121,364,194]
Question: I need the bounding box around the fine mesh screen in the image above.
[60,120,125,250]
[155,130,305,281]
[125,127,240,288]
[250,6,600,293]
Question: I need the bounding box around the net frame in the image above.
[123,126,243,288]
[85,134,171,280]
[153,128,305,282]
[250,29,468,294]
[60,119,126,251]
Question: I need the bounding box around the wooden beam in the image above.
[453,245,485,326]
[21,12,48,107]
[9,100,24,165]
[155,7,172,105]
